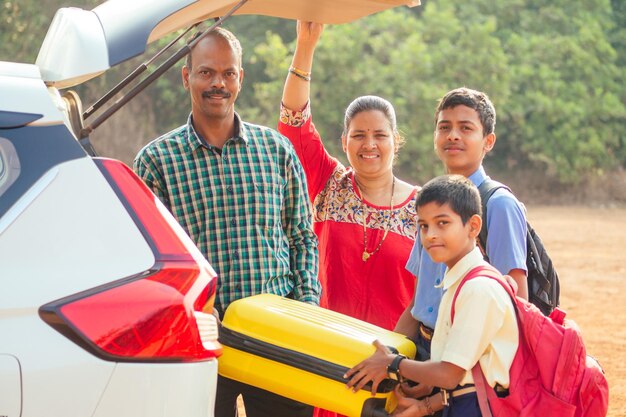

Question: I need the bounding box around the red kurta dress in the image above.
[278,104,418,331]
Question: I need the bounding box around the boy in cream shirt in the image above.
[345,175,518,417]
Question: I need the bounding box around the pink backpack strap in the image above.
[450,265,515,323]
[472,365,495,417]
[450,265,516,417]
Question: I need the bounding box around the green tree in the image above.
[491,0,626,183]
[2,0,625,197]
[249,6,512,185]
[246,0,626,187]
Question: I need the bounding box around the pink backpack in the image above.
[451,265,609,417]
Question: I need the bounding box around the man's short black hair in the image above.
[185,27,243,70]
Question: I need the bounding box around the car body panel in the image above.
[2,317,114,417]
[0,157,155,302]
[36,0,420,87]
[92,361,219,417]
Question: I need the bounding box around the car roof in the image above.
[35,0,419,88]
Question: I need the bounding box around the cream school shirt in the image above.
[430,247,519,388]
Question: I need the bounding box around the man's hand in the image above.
[344,339,395,395]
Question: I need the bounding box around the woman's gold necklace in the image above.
[356,178,395,262]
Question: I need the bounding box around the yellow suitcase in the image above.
[219,294,416,417]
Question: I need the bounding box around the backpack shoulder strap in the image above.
[450,264,515,323]
[477,179,511,256]
[451,264,517,417]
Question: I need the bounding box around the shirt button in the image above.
[235,283,242,291]
[233,250,239,259]
[435,279,441,284]
[231,218,236,226]
[428,306,434,313]
[223,155,228,162]
[227,185,233,192]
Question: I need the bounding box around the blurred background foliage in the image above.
[1,0,625,203]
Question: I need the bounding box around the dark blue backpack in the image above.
[478,179,560,316]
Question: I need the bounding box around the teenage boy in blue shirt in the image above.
[395,88,526,363]
[345,175,518,417]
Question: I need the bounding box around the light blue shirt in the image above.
[406,166,527,329]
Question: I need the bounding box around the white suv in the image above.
[0,1,416,416]
[0,62,223,417]
[0,55,223,417]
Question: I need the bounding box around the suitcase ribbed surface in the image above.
[219,294,416,417]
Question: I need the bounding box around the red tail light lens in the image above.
[40,158,221,362]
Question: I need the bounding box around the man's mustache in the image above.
[202,90,231,98]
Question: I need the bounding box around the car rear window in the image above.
[0,125,85,218]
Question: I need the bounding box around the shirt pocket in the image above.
[251,180,284,228]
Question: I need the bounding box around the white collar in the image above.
[437,246,487,290]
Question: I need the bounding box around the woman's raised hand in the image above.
[296,21,324,47]
[283,21,324,110]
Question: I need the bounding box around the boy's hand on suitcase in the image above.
[392,385,430,417]
[399,381,432,399]
[344,339,395,395]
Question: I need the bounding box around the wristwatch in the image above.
[386,354,407,381]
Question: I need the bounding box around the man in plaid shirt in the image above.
[134,27,320,417]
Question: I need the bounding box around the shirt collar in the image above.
[185,112,248,151]
[438,246,486,290]
[468,165,488,187]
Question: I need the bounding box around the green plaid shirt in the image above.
[134,113,320,313]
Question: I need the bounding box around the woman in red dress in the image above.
[278,21,419,332]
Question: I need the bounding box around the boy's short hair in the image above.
[434,87,496,135]
[416,174,481,224]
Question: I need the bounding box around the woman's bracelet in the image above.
[289,66,311,81]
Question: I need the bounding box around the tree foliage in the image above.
[238,0,625,186]
[1,0,624,192]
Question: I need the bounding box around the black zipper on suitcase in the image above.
[219,326,398,394]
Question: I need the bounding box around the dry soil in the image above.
[527,206,625,417]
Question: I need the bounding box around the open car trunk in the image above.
[36,0,420,87]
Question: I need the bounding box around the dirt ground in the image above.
[526,206,626,416]
[237,205,626,416]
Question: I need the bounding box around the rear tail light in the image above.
[40,158,221,362]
